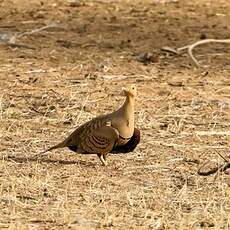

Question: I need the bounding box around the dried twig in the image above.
[0,23,57,49]
[214,149,229,163]
[162,39,230,67]
[16,23,57,39]
[198,150,230,176]
[198,162,230,176]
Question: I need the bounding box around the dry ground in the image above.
[0,0,230,229]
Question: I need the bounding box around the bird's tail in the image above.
[33,139,68,159]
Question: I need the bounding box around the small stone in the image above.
[68,0,81,7]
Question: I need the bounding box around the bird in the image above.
[35,84,140,166]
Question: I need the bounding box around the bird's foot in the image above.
[98,154,107,166]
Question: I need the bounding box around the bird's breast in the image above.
[111,119,134,146]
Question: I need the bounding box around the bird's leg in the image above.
[97,154,107,166]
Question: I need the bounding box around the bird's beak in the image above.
[121,87,127,96]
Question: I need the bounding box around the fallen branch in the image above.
[162,39,230,67]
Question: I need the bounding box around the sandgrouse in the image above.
[37,84,140,165]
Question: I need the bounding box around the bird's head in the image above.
[121,84,137,97]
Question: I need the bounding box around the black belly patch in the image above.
[68,145,78,152]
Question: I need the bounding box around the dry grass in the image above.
[0,0,230,229]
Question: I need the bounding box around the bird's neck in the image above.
[119,95,135,118]
[123,95,134,109]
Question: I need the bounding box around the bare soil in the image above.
[0,0,230,229]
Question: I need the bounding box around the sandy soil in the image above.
[0,0,230,229]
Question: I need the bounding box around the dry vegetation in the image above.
[0,0,230,229]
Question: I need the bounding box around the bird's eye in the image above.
[132,87,134,90]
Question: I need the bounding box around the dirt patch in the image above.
[0,0,230,229]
